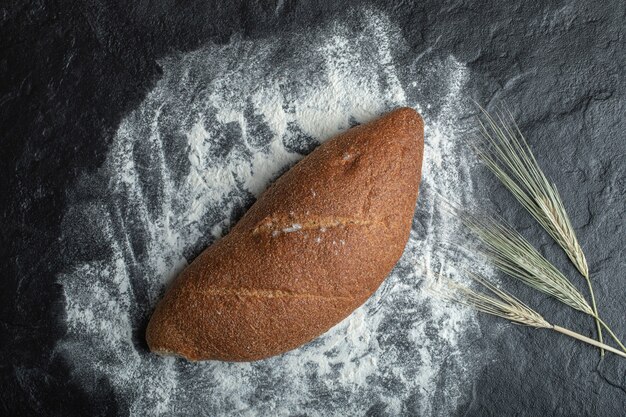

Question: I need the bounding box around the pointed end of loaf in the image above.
[387,106,424,133]
[362,106,424,154]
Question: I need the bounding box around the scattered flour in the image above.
[58,8,484,416]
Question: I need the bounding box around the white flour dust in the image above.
[58,9,483,416]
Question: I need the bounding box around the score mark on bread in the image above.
[146,107,424,362]
[252,215,372,237]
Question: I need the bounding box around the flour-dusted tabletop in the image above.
[2,1,626,416]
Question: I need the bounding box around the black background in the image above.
[2,1,626,415]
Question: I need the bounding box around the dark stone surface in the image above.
[2,0,625,415]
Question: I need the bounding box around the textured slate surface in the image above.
[2,1,626,415]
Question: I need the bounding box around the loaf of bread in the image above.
[146,107,424,361]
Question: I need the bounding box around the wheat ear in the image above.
[453,207,626,353]
[473,105,602,353]
[429,272,626,359]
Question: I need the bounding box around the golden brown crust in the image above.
[146,107,425,361]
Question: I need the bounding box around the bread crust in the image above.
[146,107,424,361]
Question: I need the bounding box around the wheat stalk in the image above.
[430,272,626,359]
[451,206,626,353]
[459,211,592,314]
[473,105,602,352]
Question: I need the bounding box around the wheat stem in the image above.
[552,325,626,359]
[597,318,626,353]
[585,278,604,355]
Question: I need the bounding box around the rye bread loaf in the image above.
[146,107,424,361]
